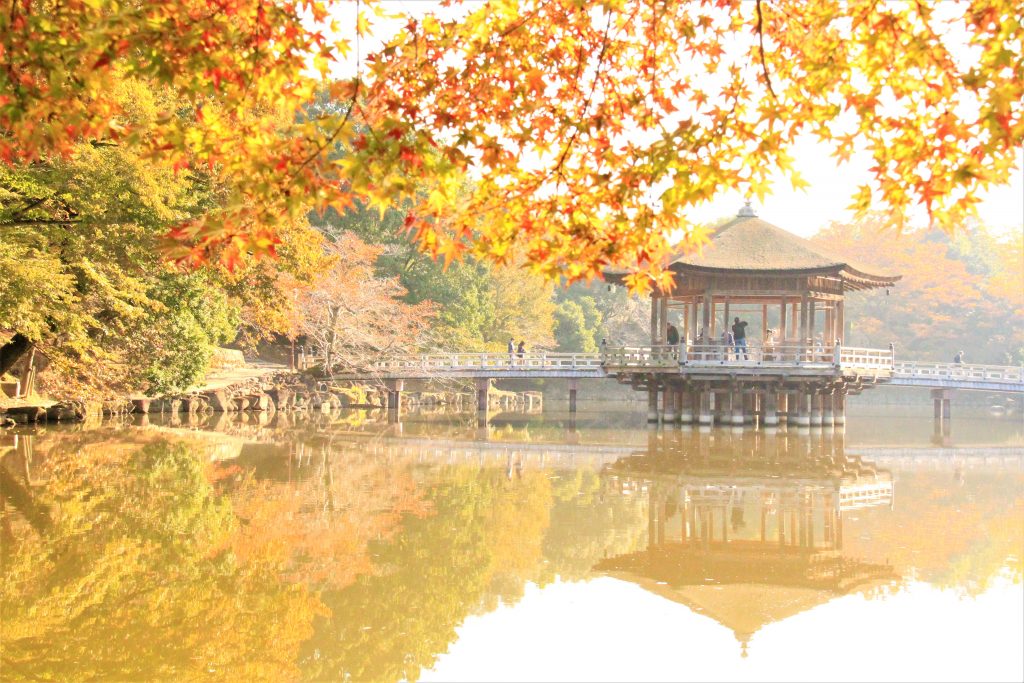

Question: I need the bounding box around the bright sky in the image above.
[330,1,1024,240]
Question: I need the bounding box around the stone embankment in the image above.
[1,373,369,425]
[0,374,544,427]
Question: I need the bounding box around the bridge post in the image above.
[698,383,712,425]
[822,388,835,428]
[794,388,811,427]
[833,391,846,426]
[810,389,823,427]
[663,385,677,423]
[568,378,578,413]
[679,386,693,423]
[931,388,953,425]
[647,381,659,422]
[674,386,685,424]
[730,383,744,425]
[764,386,779,426]
[386,379,405,414]
[476,378,491,414]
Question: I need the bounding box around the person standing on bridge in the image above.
[666,323,680,346]
[517,340,526,363]
[954,350,964,364]
[508,337,515,365]
[732,317,749,360]
[720,327,734,362]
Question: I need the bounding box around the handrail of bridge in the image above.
[336,346,1022,384]
[892,360,1024,385]
[366,351,605,372]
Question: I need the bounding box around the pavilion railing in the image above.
[655,341,895,370]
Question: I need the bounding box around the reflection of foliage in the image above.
[301,466,552,683]
[543,470,649,581]
[844,469,1024,594]
[226,442,431,589]
[1,441,321,681]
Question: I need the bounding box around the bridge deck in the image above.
[328,346,1024,393]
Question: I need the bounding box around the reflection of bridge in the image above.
[330,347,1023,427]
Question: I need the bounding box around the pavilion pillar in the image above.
[723,298,731,336]
[836,300,846,344]
[799,294,809,356]
[764,387,779,426]
[731,383,744,425]
[690,297,699,341]
[825,305,834,344]
[780,298,788,341]
[662,384,677,423]
[650,294,659,344]
[647,382,659,422]
[663,296,671,344]
[701,291,712,338]
[808,299,817,346]
[762,303,769,342]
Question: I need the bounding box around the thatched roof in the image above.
[668,205,900,290]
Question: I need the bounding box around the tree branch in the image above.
[755,0,777,99]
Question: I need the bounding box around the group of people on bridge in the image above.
[507,338,527,364]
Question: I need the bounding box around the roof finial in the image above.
[738,200,757,217]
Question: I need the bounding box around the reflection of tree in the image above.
[843,469,1024,593]
[301,466,552,683]
[225,440,430,589]
[542,469,648,581]
[1,441,321,681]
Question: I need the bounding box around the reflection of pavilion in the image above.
[596,439,897,654]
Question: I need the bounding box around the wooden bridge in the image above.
[331,344,1022,389]
[329,344,1023,426]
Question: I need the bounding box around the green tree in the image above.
[0,79,327,395]
[554,300,599,352]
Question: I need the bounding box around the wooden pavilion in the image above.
[611,203,901,426]
[650,202,900,348]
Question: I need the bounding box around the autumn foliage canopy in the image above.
[2,0,1022,289]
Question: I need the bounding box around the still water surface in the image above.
[1,406,1021,682]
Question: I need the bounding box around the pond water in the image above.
[1,405,1022,682]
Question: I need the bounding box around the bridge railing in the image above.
[892,361,1024,384]
[368,351,604,372]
